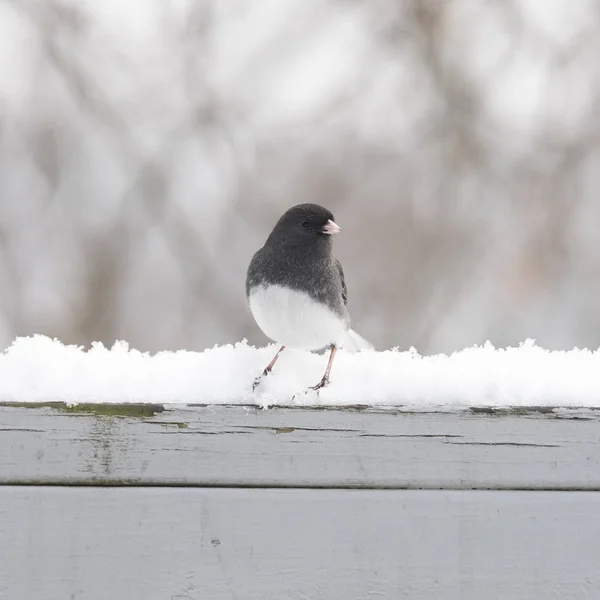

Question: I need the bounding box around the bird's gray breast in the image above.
[246,247,347,318]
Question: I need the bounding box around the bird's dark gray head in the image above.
[265,203,340,248]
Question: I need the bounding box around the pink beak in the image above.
[322,219,341,235]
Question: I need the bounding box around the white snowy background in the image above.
[1,1,600,369]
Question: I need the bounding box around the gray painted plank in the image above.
[2,486,599,600]
[1,403,600,488]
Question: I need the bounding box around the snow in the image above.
[1,335,600,410]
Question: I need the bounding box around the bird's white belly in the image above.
[249,284,347,350]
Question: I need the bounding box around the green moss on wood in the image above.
[275,427,295,434]
[0,401,164,418]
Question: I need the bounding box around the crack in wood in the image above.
[448,441,561,448]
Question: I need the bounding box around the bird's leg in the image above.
[253,345,285,391]
[310,345,337,391]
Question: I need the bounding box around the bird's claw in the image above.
[292,376,330,401]
[309,375,329,392]
[252,368,271,392]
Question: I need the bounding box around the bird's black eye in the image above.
[301,220,310,229]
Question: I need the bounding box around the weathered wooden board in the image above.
[1,403,600,489]
[2,486,599,600]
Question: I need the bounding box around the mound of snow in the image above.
[0,335,599,409]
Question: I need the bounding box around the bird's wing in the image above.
[335,258,348,306]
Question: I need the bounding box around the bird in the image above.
[246,203,372,393]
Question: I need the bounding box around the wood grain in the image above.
[1,403,599,489]
[2,486,599,600]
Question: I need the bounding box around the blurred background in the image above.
[1,0,600,354]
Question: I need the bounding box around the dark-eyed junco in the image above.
[246,203,372,392]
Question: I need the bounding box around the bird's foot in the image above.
[309,375,330,393]
[292,377,329,402]
[252,368,270,392]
